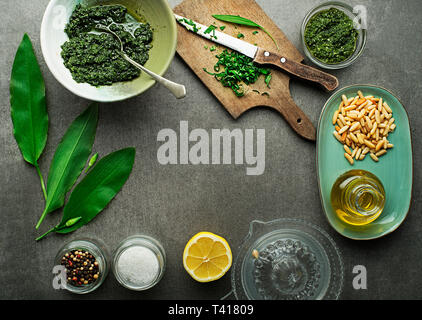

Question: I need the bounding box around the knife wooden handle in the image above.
[254,48,339,91]
[266,96,316,141]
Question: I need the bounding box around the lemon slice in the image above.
[183,232,232,283]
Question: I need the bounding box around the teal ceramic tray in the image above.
[317,85,413,240]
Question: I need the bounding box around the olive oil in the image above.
[331,170,386,226]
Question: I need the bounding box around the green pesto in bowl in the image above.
[304,7,358,65]
[61,4,153,87]
[41,0,177,102]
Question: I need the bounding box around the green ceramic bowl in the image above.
[317,85,413,240]
[41,0,177,102]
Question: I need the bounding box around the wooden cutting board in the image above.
[174,0,316,141]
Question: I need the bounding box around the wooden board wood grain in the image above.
[174,0,316,141]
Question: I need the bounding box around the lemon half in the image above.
[183,232,232,283]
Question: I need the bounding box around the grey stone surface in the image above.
[0,0,421,300]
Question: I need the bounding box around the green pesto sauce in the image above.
[61,4,153,87]
[304,8,358,64]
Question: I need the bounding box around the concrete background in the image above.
[1,0,421,300]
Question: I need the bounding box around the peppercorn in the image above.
[61,249,100,287]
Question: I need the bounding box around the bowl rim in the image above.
[300,1,367,70]
[40,0,178,102]
[316,84,414,240]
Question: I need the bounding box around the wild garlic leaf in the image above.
[55,147,136,234]
[35,104,98,229]
[212,15,279,49]
[36,148,135,241]
[10,34,48,166]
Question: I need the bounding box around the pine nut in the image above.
[345,153,354,165]
[332,110,340,125]
[332,91,396,165]
[370,153,379,162]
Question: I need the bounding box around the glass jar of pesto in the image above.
[301,1,367,70]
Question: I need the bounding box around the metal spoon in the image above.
[96,24,186,99]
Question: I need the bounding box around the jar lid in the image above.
[231,219,344,300]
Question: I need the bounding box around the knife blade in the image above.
[175,14,338,91]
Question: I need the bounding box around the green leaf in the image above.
[35,104,98,229]
[203,49,271,97]
[204,24,218,40]
[265,74,272,88]
[212,15,279,49]
[213,15,259,27]
[56,147,135,234]
[10,34,48,166]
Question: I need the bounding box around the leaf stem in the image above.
[261,28,279,50]
[35,227,56,241]
[35,163,47,201]
[35,207,48,230]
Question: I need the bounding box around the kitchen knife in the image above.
[175,14,338,91]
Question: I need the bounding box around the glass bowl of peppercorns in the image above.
[55,239,109,294]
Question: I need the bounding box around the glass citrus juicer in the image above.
[227,218,344,300]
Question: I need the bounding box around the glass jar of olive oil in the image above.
[331,170,386,226]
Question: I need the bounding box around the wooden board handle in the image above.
[254,48,339,91]
[265,97,316,141]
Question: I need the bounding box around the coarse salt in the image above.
[117,246,160,287]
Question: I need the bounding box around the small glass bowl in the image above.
[54,239,109,294]
[112,235,166,291]
[301,1,367,70]
[231,219,344,300]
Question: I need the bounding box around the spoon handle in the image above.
[122,53,186,99]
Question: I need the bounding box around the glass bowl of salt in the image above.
[112,235,166,291]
